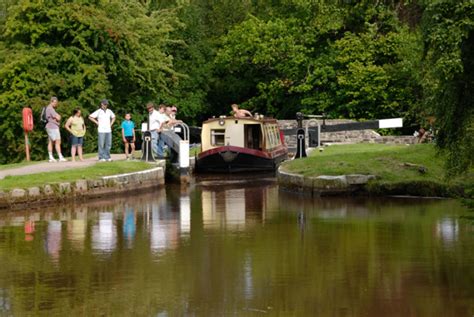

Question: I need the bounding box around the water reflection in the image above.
[436,217,459,245]
[45,220,62,263]
[150,203,179,254]
[67,208,87,251]
[179,196,191,236]
[24,219,35,242]
[123,207,136,248]
[201,188,247,229]
[92,212,117,254]
[0,183,472,316]
[0,288,11,314]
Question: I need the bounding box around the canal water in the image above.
[0,176,473,316]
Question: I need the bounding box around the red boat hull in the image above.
[196,145,287,173]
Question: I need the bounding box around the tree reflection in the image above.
[0,187,472,316]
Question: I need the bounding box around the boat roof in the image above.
[203,116,278,124]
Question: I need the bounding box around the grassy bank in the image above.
[281,144,473,197]
[0,161,154,190]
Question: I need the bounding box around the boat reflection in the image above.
[0,183,472,317]
[200,184,277,230]
[0,186,466,265]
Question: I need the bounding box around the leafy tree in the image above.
[422,1,474,175]
[215,2,422,123]
[0,0,180,163]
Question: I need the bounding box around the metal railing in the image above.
[173,122,190,141]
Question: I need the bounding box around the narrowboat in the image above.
[196,116,288,173]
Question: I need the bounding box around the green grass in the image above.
[189,146,201,156]
[281,143,472,187]
[0,161,155,190]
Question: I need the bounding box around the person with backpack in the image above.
[44,96,67,162]
[64,108,86,162]
[88,99,116,161]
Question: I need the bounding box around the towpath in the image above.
[0,154,127,180]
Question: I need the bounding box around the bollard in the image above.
[141,131,155,162]
[295,112,306,159]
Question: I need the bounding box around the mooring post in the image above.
[295,112,306,159]
[141,112,155,162]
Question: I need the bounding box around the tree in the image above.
[422,1,474,175]
[0,0,180,163]
[215,2,422,123]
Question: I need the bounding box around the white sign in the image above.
[379,118,403,129]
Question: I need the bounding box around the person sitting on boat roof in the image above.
[231,104,252,118]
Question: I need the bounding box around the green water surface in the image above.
[0,177,473,316]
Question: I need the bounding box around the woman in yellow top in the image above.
[64,108,86,162]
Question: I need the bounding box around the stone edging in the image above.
[0,166,165,209]
[277,167,375,196]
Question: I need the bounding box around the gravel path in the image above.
[0,154,127,180]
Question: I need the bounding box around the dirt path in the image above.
[0,154,127,179]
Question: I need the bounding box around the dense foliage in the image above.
[0,0,180,162]
[422,1,474,175]
[0,0,472,174]
[215,4,422,121]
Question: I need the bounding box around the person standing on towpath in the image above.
[88,99,116,162]
[64,108,86,162]
[121,113,136,160]
[45,96,67,162]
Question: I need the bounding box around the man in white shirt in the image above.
[89,99,116,161]
[147,103,168,158]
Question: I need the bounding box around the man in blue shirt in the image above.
[121,113,135,159]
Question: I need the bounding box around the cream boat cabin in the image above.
[196,116,288,173]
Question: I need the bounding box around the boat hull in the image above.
[196,146,287,173]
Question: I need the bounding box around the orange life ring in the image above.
[22,107,34,132]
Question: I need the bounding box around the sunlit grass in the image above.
[281,143,472,186]
[0,161,155,190]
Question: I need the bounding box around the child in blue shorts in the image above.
[121,113,135,159]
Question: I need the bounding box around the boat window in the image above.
[273,125,280,146]
[211,129,225,146]
[269,125,275,147]
[265,124,279,149]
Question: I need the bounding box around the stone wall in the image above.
[277,168,375,196]
[278,119,416,149]
[0,166,165,210]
